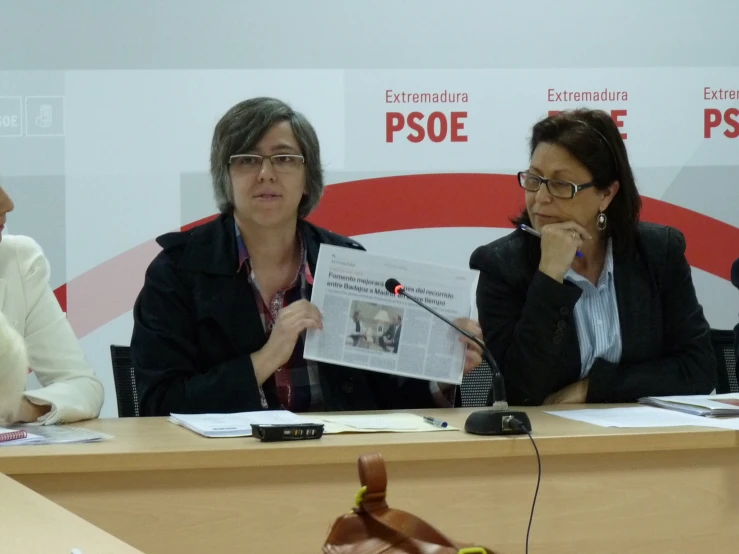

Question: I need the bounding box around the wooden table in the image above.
[0,472,145,553]
[1,406,738,554]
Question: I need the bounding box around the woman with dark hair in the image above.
[470,108,716,406]
[131,97,482,416]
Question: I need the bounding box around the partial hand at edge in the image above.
[453,317,483,375]
[543,378,589,405]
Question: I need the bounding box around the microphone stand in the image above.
[389,283,531,435]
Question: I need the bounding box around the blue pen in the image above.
[520,224,584,258]
[423,416,448,428]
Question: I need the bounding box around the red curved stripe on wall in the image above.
[310,173,521,234]
[53,173,738,337]
[307,174,737,280]
[181,214,218,232]
[54,284,67,314]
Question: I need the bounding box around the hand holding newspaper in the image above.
[303,244,479,384]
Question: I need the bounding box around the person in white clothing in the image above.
[0,185,104,424]
[0,310,28,425]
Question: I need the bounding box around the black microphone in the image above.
[731,257,739,290]
[384,278,531,435]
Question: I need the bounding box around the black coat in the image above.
[131,213,442,416]
[469,222,717,405]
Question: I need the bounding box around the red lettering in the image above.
[704,108,739,138]
[724,108,739,138]
[427,112,447,142]
[704,108,722,138]
[385,112,404,142]
[406,111,425,143]
[611,109,627,140]
[451,112,468,142]
[548,109,627,139]
[385,111,468,143]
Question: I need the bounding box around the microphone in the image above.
[731,257,739,290]
[384,278,531,435]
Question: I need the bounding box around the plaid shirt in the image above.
[235,223,323,412]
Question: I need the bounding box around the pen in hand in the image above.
[520,224,584,258]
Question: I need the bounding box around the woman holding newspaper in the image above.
[131,97,483,416]
[470,109,716,406]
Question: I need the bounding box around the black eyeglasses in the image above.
[229,154,305,175]
[517,171,596,199]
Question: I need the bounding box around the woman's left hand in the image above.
[16,398,50,423]
[453,318,484,374]
[543,379,589,405]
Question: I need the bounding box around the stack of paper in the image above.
[169,411,458,438]
[0,427,45,446]
[169,410,313,438]
[639,393,739,417]
[0,425,113,446]
[9,425,113,444]
[315,414,458,434]
[546,406,739,430]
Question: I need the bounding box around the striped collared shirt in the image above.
[235,222,323,411]
[564,239,622,378]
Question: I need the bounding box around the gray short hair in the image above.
[210,97,324,218]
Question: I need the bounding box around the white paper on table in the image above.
[8,425,112,444]
[314,413,458,433]
[0,426,45,446]
[545,407,739,429]
[169,411,459,437]
[169,410,317,438]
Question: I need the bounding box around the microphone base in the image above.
[464,409,532,436]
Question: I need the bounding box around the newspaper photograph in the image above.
[303,244,480,384]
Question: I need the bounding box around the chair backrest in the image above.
[459,329,739,403]
[109,345,140,417]
[711,329,739,393]
[460,360,492,407]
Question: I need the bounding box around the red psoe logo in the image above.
[704,108,739,138]
[386,111,468,143]
[548,109,628,139]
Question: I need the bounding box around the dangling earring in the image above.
[596,211,607,231]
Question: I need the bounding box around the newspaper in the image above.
[304,244,479,384]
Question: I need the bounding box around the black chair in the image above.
[459,329,739,403]
[110,345,140,417]
[711,329,738,393]
[460,359,492,407]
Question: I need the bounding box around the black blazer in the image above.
[733,257,739,363]
[131,213,441,416]
[469,222,716,405]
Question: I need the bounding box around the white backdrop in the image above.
[1,0,738,417]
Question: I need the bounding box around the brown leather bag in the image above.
[323,453,498,554]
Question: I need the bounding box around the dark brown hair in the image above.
[513,108,642,251]
[210,97,323,218]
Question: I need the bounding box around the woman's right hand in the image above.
[251,300,323,384]
[538,221,592,282]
